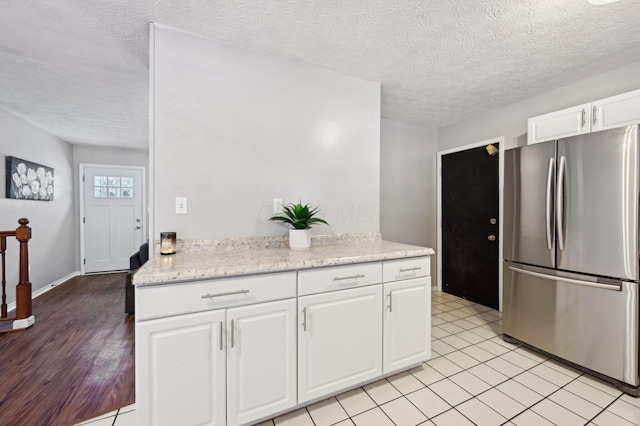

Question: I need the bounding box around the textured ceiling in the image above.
[1,0,640,149]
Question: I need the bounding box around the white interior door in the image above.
[82,165,144,273]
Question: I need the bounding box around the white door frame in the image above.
[79,163,147,274]
[436,137,505,311]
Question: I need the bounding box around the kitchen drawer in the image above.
[383,256,430,283]
[298,262,382,296]
[136,271,296,321]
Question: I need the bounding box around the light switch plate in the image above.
[176,197,187,214]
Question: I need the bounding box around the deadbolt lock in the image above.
[490,218,497,225]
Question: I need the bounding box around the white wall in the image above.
[151,24,381,241]
[380,118,437,248]
[0,108,75,307]
[72,144,149,269]
[439,60,640,151]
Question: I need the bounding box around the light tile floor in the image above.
[77,290,640,426]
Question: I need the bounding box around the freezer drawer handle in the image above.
[508,266,621,291]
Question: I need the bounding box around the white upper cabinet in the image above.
[528,104,591,145]
[592,89,640,132]
[528,89,640,145]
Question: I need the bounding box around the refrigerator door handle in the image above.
[508,266,622,291]
[545,158,555,250]
[556,155,566,251]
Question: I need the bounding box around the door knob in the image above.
[135,226,141,230]
[487,234,496,241]
[136,219,141,223]
[489,218,497,225]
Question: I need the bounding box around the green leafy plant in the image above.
[269,202,329,229]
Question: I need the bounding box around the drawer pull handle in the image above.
[219,322,224,351]
[333,274,365,281]
[388,291,393,312]
[201,289,249,299]
[302,307,307,332]
[230,319,235,348]
[399,267,422,273]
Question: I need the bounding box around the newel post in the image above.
[15,218,32,320]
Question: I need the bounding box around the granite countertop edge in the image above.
[133,233,435,287]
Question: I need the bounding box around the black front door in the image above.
[442,144,499,309]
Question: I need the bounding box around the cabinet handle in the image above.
[230,319,235,348]
[388,291,393,312]
[399,267,422,273]
[219,322,224,351]
[333,274,365,281]
[201,289,249,299]
[302,307,307,332]
[593,106,597,125]
[582,108,586,127]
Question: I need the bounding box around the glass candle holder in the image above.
[160,232,177,255]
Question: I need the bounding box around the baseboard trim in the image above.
[5,271,81,314]
[13,315,35,330]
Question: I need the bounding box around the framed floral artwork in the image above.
[5,156,54,201]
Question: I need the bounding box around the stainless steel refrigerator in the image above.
[503,124,640,395]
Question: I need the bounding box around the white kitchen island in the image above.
[133,233,434,426]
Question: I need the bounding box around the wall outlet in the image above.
[176,197,188,214]
[273,198,283,214]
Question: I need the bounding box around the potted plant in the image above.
[269,202,329,250]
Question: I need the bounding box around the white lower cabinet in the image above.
[137,309,227,426]
[137,298,296,426]
[298,285,383,403]
[137,256,432,425]
[383,277,431,374]
[227,299,297,426]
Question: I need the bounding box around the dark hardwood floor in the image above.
[0,273,135,426]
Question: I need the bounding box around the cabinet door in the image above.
[528,103,590,145]
[592,89,640,132]
[298,285,382,403]
[226,299,296,426]
[136,310,226,426]
[383,278,431,374]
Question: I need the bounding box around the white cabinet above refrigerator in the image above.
[528,88,640,145]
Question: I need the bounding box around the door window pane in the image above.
[93,175,134,198]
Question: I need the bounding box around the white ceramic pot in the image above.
[289,228,311,250]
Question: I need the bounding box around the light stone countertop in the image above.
[133,233,434,286]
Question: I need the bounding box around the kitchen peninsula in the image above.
[133,233,434,426]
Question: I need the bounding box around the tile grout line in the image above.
[433,294,632,426]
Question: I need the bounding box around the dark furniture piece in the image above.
[125,241,149,314]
